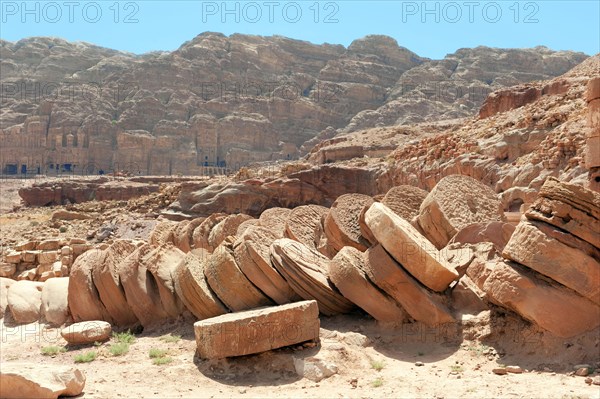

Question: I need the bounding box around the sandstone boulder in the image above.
[173,251,228,320]
[270,238,354,315]
[329,247,407,323]
[191,213,227,252]
[174,217,205,253]
[0,363,85,399]
[142,245,187,318]
[363,245,454,326]
[236,218,260,236]
[194,300,320,359]
[61,320,112,344]
[525,177,600,248]
[118,244,169,327]
[8,280,44,324]
[382,185,429,221]
[365,203,459,291]
[284,205,329,250]
[483,260,600,337]
[208,214,253,250]
[503,220,600,305]
[417,175,504,249]
[324,194,374,252]
[449,222,515,253]
[92,240,139,326]
[204,239,273,312]
[233,227,298,305]
[68,249,112,323]
[0,262,16,278]
[0,277,16,318]
[41,277,70,326]
[148,221,177,246]
[258,207,292,238]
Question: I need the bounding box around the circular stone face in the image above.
[324,193,374,251]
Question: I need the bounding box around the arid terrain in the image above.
[0,36,599,399]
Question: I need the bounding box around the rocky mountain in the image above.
[0,33,588,175]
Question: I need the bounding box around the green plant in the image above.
[58,226,67,233]
[450,364,464,373]
[372,377,384,388]
[109,342,129,356]
[371,360,385,371]
[152,356,173,366]
[149,348,168,359]
[41,346,66,356]
[159,334,181,344]
[112,330,135,344]
[74,351,97,363]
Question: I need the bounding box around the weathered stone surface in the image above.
[450,275,488,316]
[449,222,515,253]
[233,227,298,305]
[4,251,22,264]
[329,247,407,322]
[142,245,187,318]
[0,262,16,277]
[194,300,320,359]
[173,217,205,253]
[381,185,429,221]
[8,280,44,324]
[41,277,70,326]
[324,194,374,252]
[363,245,454,326]
[51,210,91,220]
[0,363,86,399]
[191,213,227,252]
[67,249,112,323]
[258,207,292,238]
[173,251,228,320]
[208,214,253,250]
[525,177,600,248]
[483,260,600,337]
[284,205,330,250]
[61,320,112,344]
[236,218,260,236]
[205,239,273,312]
[503,220,600,305]
[417,175,504,249]
[0,277,15,318]
[149,221,177,247]
[118,244,169,327]
[270,238,354,315]
[294,357,339,382]
[92,240,139,326]
[38,240,62,251]
[479,85,541,119]
[366,203,459,291]
[358,203,378,245]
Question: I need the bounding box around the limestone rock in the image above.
[233,227,298,305]
[258,208,292,238]
[173,251,228,320]
[204,239,273,312]
[363,245,454,326]
[503,220,600,305]
[194,300,320,359]
[284,205,329,250]
[270,238,354,315]
[417,175,504,249]
[324,194,374,252]
[329,247,407,323]
[68,249,113,323]
[117,244,170,327]
[0,363,86,399]
[365,202,459,291]
[483,260,600,337]
[61,320,111,344]
[8,280,44,324]
[41,277,70,326]
[382,185,429,221]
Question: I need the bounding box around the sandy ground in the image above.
[1,312,599,399]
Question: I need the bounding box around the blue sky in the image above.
[1,1,598,59]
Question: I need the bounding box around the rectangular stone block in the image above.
[587,135,600,169]
[4,251,21,264]
[21,250,39,263]
[588,99,600,127]
[38,250,58,264]
[194,300,320,359]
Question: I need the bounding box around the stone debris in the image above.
[61,320,112,344]
[0,363,86,399]
[194,300,319,359]
[294,357,339,382]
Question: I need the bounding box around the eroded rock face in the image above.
[7,280,44,324]
[41,277,70,326]
[68,249,112,323]
[323,194,374,252]
[194,300,320,359]
[0,363,86,399]
[417,175,504,249]
[381,185,428,221]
